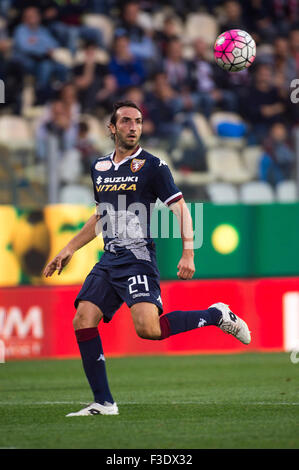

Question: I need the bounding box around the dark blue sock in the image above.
[159,307,222,339]
[75,328,114,405]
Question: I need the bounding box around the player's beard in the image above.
[115,129,140,150]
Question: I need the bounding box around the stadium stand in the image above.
[276,180,297,202]
[206,182,239,203]
[0,0,297,205]
[59,183,94,204]
[239,181,275,203]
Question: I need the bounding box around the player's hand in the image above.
[177,251,195,280]
[43,246,74,277]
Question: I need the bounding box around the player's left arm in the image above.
[169,198,195,280]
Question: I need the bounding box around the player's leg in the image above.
[73,298,102,329]
[130,301,251,345]
[130,302,161,339]
[67,300,118,416]
[125,268,250,344]
[67,270,122,417]
[130,301,222,340]
[158,303,251,344]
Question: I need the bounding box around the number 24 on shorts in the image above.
[128,275,149,294]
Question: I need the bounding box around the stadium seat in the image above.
[239,181,275,203]
[82,14,114,48]
[80,113,111,153]
[59,184,94,205]
[0,116,34,151]
[276,180,297,202]
[51,48,73,67]
[152,9,184,34]
[193,113,217,147]
[23,106,45,121]
[173,170,215,186]
[142,147,215,186]
[207,147,251,184]
[74,48,109,66]
[210,111,246,149]
[206,182,239,203]
[137,11,154,31]
[184,13,218,45]
[242,146,263,179]
[59,149,83,184]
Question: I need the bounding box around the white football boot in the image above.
[209,302,251,345]
[66,401,119,417]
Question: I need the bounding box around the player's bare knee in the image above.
[73,302,101,330]
[136,324,161,340]
[73,310,87,330]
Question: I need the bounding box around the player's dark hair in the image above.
[109,101,143,126]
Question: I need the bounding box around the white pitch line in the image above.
[0,401,299,406]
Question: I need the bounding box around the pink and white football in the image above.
[214,29,256,72]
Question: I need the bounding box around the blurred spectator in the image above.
[40,0,104,54]
[13,6,69,104]
[36,99,78,160]
[272,36,297,96]
[268,0,298,35]
[190,38,238,117]
[116,1,157,63]
[163,37,191,93]
[259,122,295,185]
[220,1,249,32]
[241,64,286,144]
[0,0,13,17]
[145,72,206,162]
[0,15,24,113]
[162,0,219,18]
[76,121,98,174]
[86,0,117,15]
[59,82,81,123]
[73,40,111,113]
[289,25,299,74]
[124,86,155,140]
[154,15,182,57]
[108,33,146,91]
[95,74,119,115]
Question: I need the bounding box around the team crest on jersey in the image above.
[130,158,145,173]
[95,160,112,171]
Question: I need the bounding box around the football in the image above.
[214,29,256,72]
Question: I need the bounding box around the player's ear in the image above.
[109,123,116,139]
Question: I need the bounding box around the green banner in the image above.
[154,203,255,279]
[155,202,299,279]
[253,204,299,276]
[1,202,298,285]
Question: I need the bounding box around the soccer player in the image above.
[43,101,251,416]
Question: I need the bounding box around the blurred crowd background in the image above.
[0,0,298,206]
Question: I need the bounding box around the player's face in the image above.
[112,107,143,150]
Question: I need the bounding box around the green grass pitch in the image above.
[0,352,298,449]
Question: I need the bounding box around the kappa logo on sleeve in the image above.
[130,158,145,173]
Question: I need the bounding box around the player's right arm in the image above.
[43,213,100,277]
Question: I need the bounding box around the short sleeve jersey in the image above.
[90,146,182,261]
